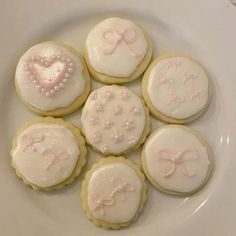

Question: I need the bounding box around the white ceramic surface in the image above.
[0,0,236,235]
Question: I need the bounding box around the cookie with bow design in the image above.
[84,17,152,84]
[81,156,147,229]
[141,125,212,196]
[10,117,87,191]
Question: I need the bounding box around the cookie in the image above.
[81,156,147,229]
[81,85,150,155]
[142,54,212,123]
[84,17,152,84]
[141,125,212,195]
[15,41,90,117]
[10,117,87,191]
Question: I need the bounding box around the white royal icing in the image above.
[143,126,210,193]
[146,56,209,119]
[81,85,146,154]
[12,123,80,188]
[15,42,85,111]
[87,162,142,223]
[85,17,147,77]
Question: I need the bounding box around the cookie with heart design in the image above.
[141,125,213,195]
[15,41,90,117]
[81,156,147,229]
[84,17,152,84]
[10,116,87,191]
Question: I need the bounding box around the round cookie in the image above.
[141,125,212,196]
[84,17,152,84]
[10,117,87,191]
[15,41,90,117]
[81,156,147,229]
[142,54,212,123]
[81,85,150,155]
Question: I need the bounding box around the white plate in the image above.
[1,0,236,235]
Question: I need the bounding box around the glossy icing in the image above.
[86,17,147,77]
[146,56,209,119]
[81,85,146,154]
[15,42,85,111]
[87,162,142,223]
[12,123,80,187]
[143,126,210,192]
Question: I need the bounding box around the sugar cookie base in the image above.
[81,156,147,229]
[142,53,212,124]
[15,41,91,117]
[10,116,87,191]
[141,125,213,196]
[84,25,152,84]
[81,96,150,156]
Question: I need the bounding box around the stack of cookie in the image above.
[10,17,213,229]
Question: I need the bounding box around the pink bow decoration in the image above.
[91,178,135,215]
[110,178,135,200]
[22,135,45,152]
[156,149,198,178]
[91,194,114,216]
[102,28,142,58]
[42,149,69,170]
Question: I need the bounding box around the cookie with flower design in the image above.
[142,54,212,123]
[81,85,150,155]
[84,17,152,84]
[81,156,147,229]
[10,117,87,191]
[15,41,90,117]
[141,125,212,195]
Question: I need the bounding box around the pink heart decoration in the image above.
[25,55,75,96]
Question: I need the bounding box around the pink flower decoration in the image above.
[103,119,113,129]
[92,132,102,143]
[89,116,99,126]
[94,103,104,112]
[113,105,123,115]
[130,105,141,115]
[128,135,138,145]
[101,144,110,154]
[123,118,135,131]
[104,90,114,101]
[90,92,97,101]
[110,131,123,143]
[120,91,130,101]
